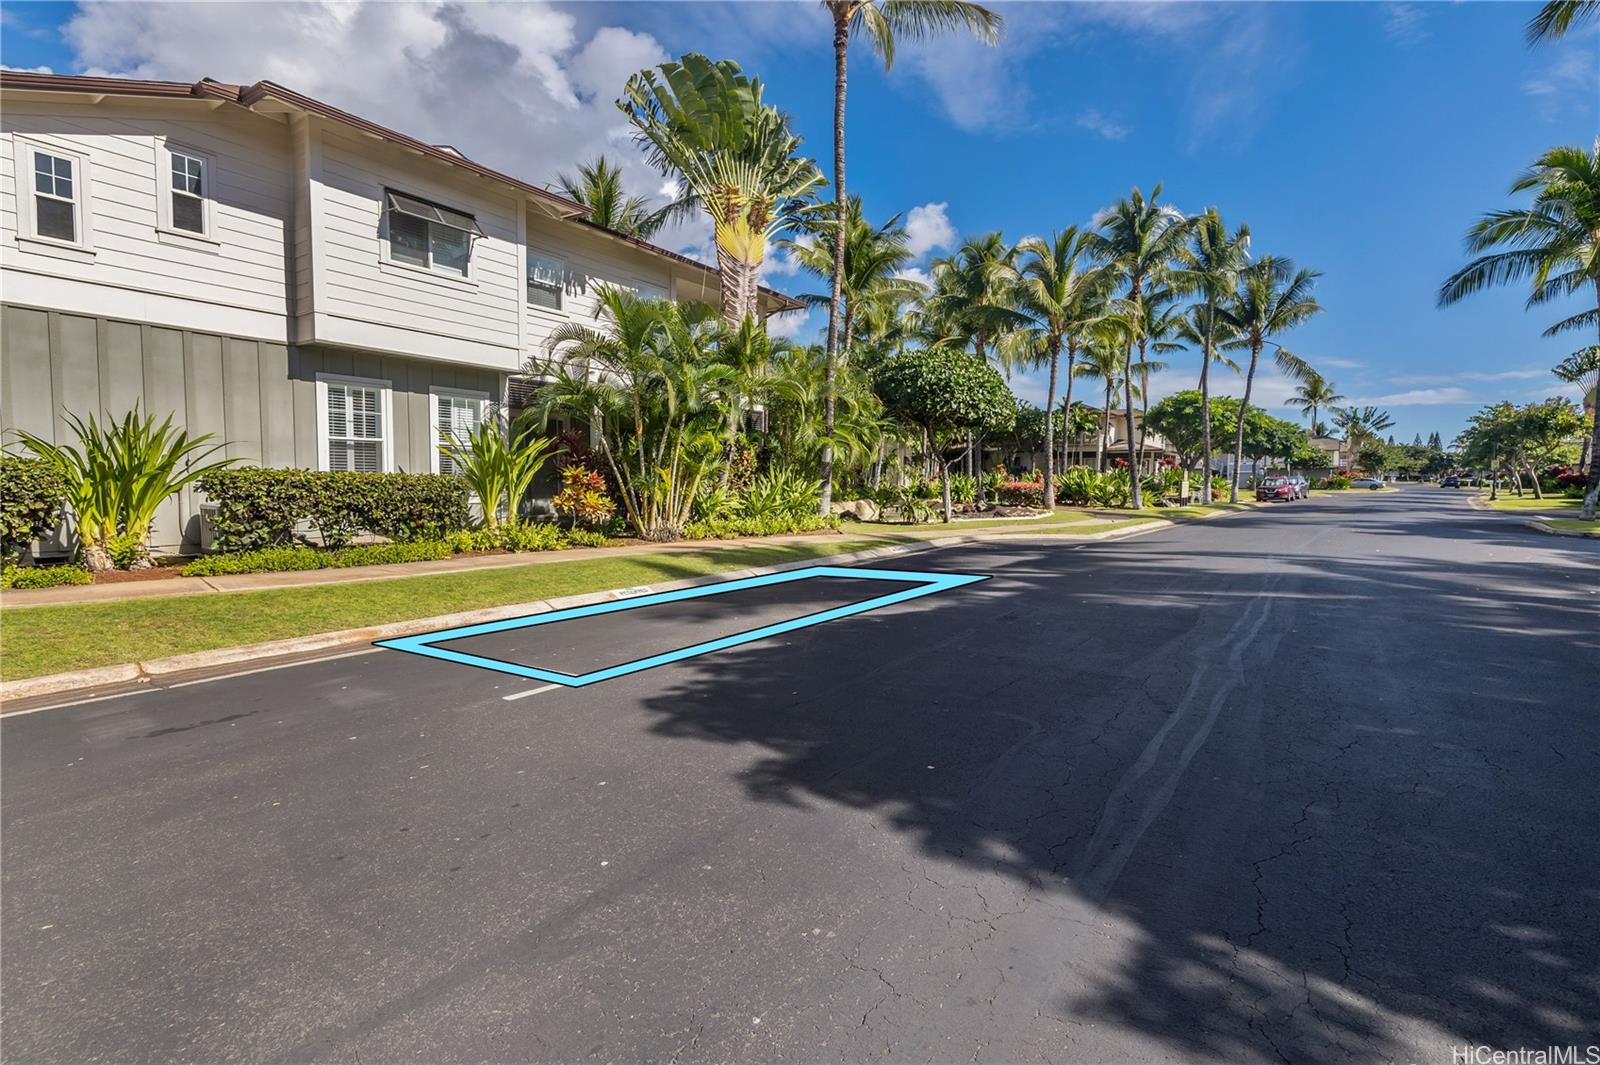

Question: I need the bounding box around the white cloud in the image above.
[58,1,702,248]
[1,63,54,74]
[1523,36,1600,121]
[897,266,933,289]
[1382,3,1428,46]
[1349,387,1475,406]
[766,308,812,341]
[904,202,956,259]
[1075,108,1129,142]
[1316,357,1364,370]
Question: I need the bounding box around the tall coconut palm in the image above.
[1009,228,1109,507]
[1526,0,1599,41]
[1088,186,1193,508]
[782,196,924,370]
[1332,406,1396,461]
[1172,209,1251,501]
[1439,139,1600,517]
[1219,257,1323,501]
[1289,371,1345,439]
[1553,346,1600,475]
[816,0,1002,515]
[556,156,693,240]
[618,54,825,329]
[1075,335,1126,472]
[1131,285,1185,472]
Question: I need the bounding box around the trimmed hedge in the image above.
[196,468,470,550]
[2,563,91,589]
[180,540,456,577]
[0,456,64,561]
[683,514,839,540]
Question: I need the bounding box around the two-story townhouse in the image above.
[0,71,800,553]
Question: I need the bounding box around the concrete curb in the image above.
[1522,518,1600,539]
[0,515,1185,709]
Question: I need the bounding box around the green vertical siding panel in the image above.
[288,346,320,469]
[222,338,264,464]
[51,313,101,438]
[258,343,295,467]
[0,306,54,441]
[99,319,146,418]
[184,333,226,441]
[142,326,187,426]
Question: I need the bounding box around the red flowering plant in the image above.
[551,464,617,528]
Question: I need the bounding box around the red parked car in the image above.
[1256,477,1298,502]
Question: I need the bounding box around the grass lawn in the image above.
[1482,493,1582,512]
[1541,517,1599,534]
[0,539,890,682]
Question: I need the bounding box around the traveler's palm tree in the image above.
[1087,186,1193,506]
[815,0,1001,513]
[1289,372,1345,439]
[1172,208,1250,501]
[556,156,693,240]
[618,54,825,329]
[1218,256,1323,501]
[1007,227,1110,506]
[1439,138,1600,516]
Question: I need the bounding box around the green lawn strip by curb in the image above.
[0,539,891,682]
[856,507,1105,533]
[1482,494,1582,512]
[1540,517,1600,534]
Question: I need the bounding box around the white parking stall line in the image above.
[502,683,563,702]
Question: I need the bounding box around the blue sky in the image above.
[4,1,1595,442]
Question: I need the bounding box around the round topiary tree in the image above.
[873,347,1016,522]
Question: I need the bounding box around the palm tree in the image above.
[1553,345,1600,479]
[816,0,1002,516]
[1439,140,1600,517]
[1009,227,1109,507]
[1219,256,1323,501]
[618,54,825,328]
[1332,405,1396,462]
[555,156,691,240]
[1088,186,1193,508]
[1289,371,1345,439]
[1526,0,1599,41]
[1131,285,1185,472]
[1172,209,1250,502]
[782,196,924,370]
[1074,336,1125,472]
[710,316,793,488]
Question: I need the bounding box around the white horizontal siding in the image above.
[0,98,291,325]
[311,127,520,355]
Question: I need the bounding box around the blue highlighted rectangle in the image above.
[374,565,987,687]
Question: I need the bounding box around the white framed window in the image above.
[527,251,564,310]
[384,189,482,278]
[18,140,91,248]
[316,373,394,473]
[430,387,489,475]
[158,143,214,238]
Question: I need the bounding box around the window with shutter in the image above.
[323,380,388,472]
[433,391,484,475]
[385,189,481,277]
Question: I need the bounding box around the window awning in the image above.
[385,190,484,237]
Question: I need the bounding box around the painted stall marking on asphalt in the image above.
[375,565,988,688]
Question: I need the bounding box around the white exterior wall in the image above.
[1,97,293,341]
[304,122,524,370]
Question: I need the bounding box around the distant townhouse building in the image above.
[0,71,798,552]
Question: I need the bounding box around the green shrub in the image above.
[684,513,838,539]
[180,539,454,577]
[1320,475,1352,490]
[1,562,92,589]
[734,468,816,522]
[948,473,977,506]
[995,480,1044,507]
[564,528,614,548]
[0,456,64,561]
[196,468,470,550]
[499,522,567,552]
[551,465,617,528]
[1054,467,1131,507]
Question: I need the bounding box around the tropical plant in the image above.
[873,346,1016,521]
[443,421,561,528]
[1288,371,1346,438]
[1457,402,1521,500]
[9,406,235,570]
[1087,185,1194,508]
[1552,345,1599,480]
[618,54,825,328]
[1008,228,1110,508]
[734,467,817,521]
[1331,405,1396,459]
[1440,140,1600,517]
[0,456,63,562]
[1172,209,1250,502]
[530,288,727,539]
[1218,256,1323,501]
[1526,0,1598,41]
[555,156,691,240]
[815,0,1001,515]
[1074,335,1126,472]
[551,464,618,528]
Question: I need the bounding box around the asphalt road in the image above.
[4,487,1597,1064]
